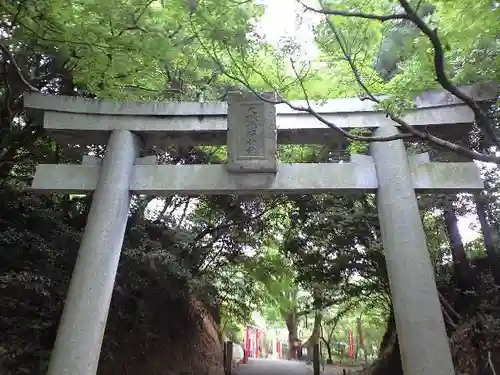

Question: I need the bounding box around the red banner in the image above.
[243,327,250,363]
[255,329,260,357]
[347,328,355,358]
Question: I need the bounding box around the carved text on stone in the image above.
[239,104,264,158]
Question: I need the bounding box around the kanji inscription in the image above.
[226,91,277,173]
[240,104,264,158]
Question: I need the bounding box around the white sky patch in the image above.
[144,196,199,224]
[457,215,479,244]
[255,0,320,60]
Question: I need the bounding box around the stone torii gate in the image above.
[24,84,494,375]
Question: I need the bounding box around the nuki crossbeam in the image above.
[32,154,483,195]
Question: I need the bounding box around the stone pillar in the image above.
[370,126,454,375]
[47,130,141,375]
[226,91,277,173]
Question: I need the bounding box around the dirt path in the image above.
[233,359,361,375]
[234,358,312,375]
[302,363,362,375]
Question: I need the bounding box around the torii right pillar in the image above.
[371,125,455,375]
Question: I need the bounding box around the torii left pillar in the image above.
[47,130,140,375]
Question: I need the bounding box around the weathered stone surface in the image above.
[135,155,158,165]
[371,126,455,375]
[82,155,101,165]
[31,159,483,194]
[410,160,483,192]
[46,130,141,375]
[23,83,497,147]
[34,104,475,147]
[24,82,496,115]
[226,91,277,173]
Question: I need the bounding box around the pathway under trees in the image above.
[234,359,311,375]
[234,359,349,375]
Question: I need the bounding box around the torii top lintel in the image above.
[23,83,496,147]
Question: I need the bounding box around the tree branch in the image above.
[186,15,414,144]
[488,351,498,375]
[0,42,39,92]
[320,7,500,163]
[298,1,407,22]
[214,46,412,143]
[397,0,500,147]
[194,197,282,243]
[189,1,500,163]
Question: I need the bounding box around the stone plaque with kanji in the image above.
[226,91,277,173]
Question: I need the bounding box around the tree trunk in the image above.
[283,288,300,360]
[285,311,298,360]
[302,310,322,350]
[321,337,333,364]
[321,310,342,365]
[443,200,472,289]
[475,193,500,285]
[356,318,367,364]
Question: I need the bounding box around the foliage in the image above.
[319,303,387,363]
[1,0,263,100]
[0,187,221,374]
[200,0,499,163]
